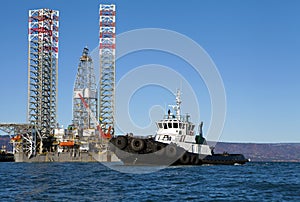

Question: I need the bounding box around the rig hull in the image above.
[14,151,120,163]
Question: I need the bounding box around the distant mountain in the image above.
[214,142,300,162]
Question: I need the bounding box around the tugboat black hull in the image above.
[109,135,249,166]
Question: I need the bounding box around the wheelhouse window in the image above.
[179,123,182,129]
[173,122,178,128]
[158,123,163,128]
[168,122,172,128]
[191,125,195,131]
[163,123,167,129]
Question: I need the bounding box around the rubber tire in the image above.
[179,153,190,164]
[190,155,199,165]
[153,144,165,156]
[115,136,127,150]
[130,139,145,152]
[166,145,177,158]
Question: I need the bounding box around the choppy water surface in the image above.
[1,162,299,201]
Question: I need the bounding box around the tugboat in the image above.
[110,90,249,166]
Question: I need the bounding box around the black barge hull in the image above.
[0,152,15,162]
[109,135,249,166]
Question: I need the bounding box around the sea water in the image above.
[0,162,299,201]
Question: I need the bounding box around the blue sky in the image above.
[0,0,299,143]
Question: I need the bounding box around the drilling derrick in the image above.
[73,47,97,130]
[99,4,116,134]
[27,9,59,152]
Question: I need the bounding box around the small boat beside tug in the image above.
[110,90,249,166]
[0,145,14,162]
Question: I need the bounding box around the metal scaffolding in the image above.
[99,4,116,134]
[27,8,59,152]
[73,47,97,129]
[0,123,33,155]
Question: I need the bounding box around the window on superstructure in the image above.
[168,122,172,128]
[158,123,163,128]
[173,122,178,128]
[191,125,195,130]
[163,123,167,129]
[179,123,182,129]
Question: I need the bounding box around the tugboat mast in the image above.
[169,89,182,120]
[175,89,181,119]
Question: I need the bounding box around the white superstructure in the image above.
[154,90,212,156]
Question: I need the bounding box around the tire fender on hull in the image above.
[190,154,200,165]
[179,153,190,164]
[166,145,177,158]
[130,139,145,152]
[152,144,165,156]
[115,136,128,150]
